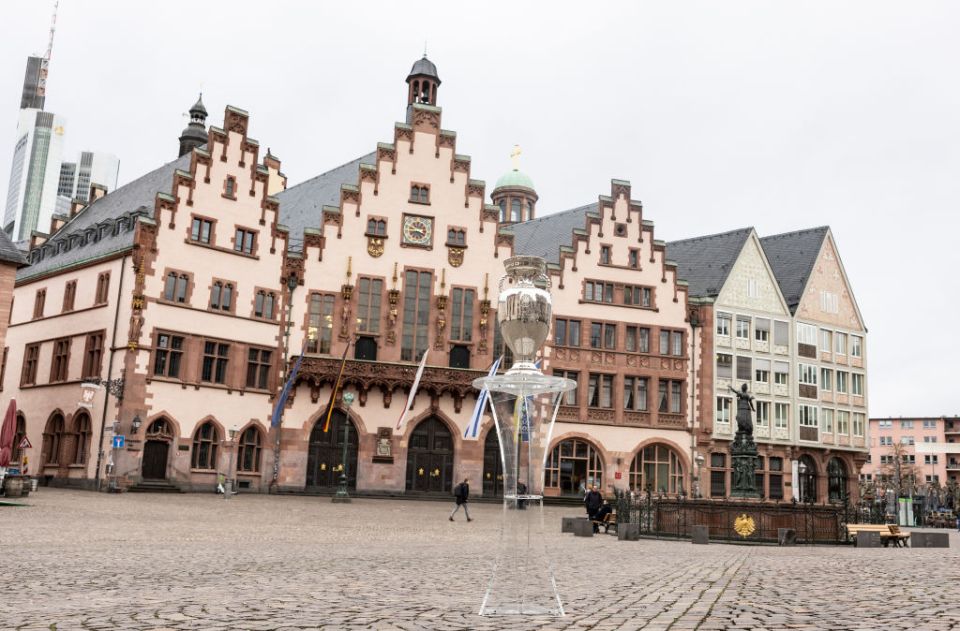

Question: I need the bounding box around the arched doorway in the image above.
[71,412,92,465]
[41,412,65,467]
[405,416,454,493]
[142,418,174,480]
[482,429,503,497]
[799,455,818,503]
[545,437,603,496]
[827,457,848,503]
[306,410,358,490]
[629,443,684,495]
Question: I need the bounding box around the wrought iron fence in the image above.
[613,489,851,544]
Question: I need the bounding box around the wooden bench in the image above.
[592,512,617,534]
[846,524,911,547]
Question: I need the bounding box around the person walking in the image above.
[584,485,603,533]
[450,478,472,522]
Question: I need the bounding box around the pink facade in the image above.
[863,416,960,489]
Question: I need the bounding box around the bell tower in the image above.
[405,55,441,123]
[178,94,208,157]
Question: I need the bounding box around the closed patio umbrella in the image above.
[0,398,16,467]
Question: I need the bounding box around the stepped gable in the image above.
[760,226,830,313]
[666,228,754,298]
[275,152,376,251]
[18,152,193,281]
[508,203,596,265]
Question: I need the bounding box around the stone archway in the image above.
[142,418,174,480]
[545,437,604,496]
[827,457,848,503]
[482,429,503,497]
[405,416,454,494]
[305,410,358,490]
[799,455,818,503]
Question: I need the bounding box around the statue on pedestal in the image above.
[728,384,760,498]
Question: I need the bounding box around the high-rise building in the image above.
[56,151,120,203]
[4,106,66,241]
[20,55,48,110]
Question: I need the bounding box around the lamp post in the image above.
[225,427,238,501]
[693,452,705,499]
[332,391,354,503]
[271,272,300,492]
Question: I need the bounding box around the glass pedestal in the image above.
[473,372,575,616]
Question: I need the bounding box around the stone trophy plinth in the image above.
[473,256,575,616]
[729,384,760,499]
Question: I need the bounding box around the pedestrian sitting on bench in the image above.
[594,501,613,532]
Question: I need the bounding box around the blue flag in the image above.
[464,356,502,439]
[270,351,305,428]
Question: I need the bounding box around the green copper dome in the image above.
[494,169,535,191]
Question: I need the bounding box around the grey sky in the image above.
[3,1,958,417]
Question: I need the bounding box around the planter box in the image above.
[618,523,640,541]
[691,525,709,545]
[571,519,594,537]
[911,532,949,548]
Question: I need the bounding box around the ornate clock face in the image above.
[402,215,433,247]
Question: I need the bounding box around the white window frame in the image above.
[820,367,832,392]
[853,413,865,437]
[797,323,817,346]
[851,373,863,396]
[756,400,770,426]
[836,371,848,394]
[716,397,732,423]
[774,403,789,429]
[835,332,847,355]
[798,404,818,428]
[837,410,850,434]
[821,408,834,433]
[716,313,731,337]
[798,363,818,386]
[735,316,750,340]
[821,329,832,353]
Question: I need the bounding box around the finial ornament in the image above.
[510,145,522,171]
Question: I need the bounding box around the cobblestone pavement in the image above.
[2,490,960,631]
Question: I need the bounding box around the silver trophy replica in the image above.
[473,255,575,616]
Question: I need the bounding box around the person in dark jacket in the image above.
[584,485,603,532]
[450,478,472,522]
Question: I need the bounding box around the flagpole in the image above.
[270,273,300,492]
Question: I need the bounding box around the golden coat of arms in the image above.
[733,513,756,538]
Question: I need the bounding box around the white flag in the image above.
[396,350,429,430]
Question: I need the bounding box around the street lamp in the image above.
[332,391,354,503]
[225,427,238,500]
[131,414,142,434]
[693,452,705,499]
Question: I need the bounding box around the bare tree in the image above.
[878,442,924,499]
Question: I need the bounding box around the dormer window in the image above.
[409,184,429,204]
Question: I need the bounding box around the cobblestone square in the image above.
[2,490,959,630]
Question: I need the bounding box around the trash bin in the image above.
[3,476,24,497]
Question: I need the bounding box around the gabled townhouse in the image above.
[4,99,288,491]
[672,226,868,503]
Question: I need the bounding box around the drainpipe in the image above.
[688,305,700,496]
[93,254,128,491]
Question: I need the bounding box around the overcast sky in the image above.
[3,1,958,417]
